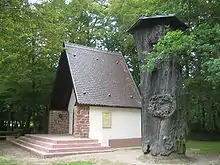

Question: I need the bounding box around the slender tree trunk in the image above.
[24,112,32,133]
[43,107,49,133]
[211,102,218,133]
[19,121,24,129]
[201,102,205,131]
[8,110,11,131]
[0,119,4,130]
[0,119,6,140]
[29,37,36,134]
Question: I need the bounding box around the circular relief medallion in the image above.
[148,94,176,119]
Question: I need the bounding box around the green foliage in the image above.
[141,24,220,133]
[196,24,220,85]
[141,23,220,133]
[203,58,220,84]
[0,0,67,132]
[0,0,131,132]
[142,30,194,71]
[108,0,220,133]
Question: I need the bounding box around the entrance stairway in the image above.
[9,134,112,157]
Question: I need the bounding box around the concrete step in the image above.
[20,136,101,148]
[25,134,98,144]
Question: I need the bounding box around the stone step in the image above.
[13,139,49,152]
[25,134,98,144]
[10,139,113,158]
[20,136,101,148]
[49,146,110,153]
[12,138,110,153]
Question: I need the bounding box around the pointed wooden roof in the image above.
[50,42,141,110]
[128,14,188,33]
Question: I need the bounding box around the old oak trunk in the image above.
[129,15,188,156]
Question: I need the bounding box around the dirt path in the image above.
[1,141,220,165]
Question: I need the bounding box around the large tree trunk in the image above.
[132,25,187,156]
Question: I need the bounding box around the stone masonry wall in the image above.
[48,110,69,134]
[74,105,90,138]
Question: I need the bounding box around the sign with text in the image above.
[102,112,112,128]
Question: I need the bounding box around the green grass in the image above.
[53,160,128,165]
[53,161,93,165]
[53,159,130,165]
[0,158,94,165]
[187,140,220,154]
[0,156,21,165]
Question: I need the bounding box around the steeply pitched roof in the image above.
[50,51,73,110]
[50,42,141,109]
[128,14,188,33]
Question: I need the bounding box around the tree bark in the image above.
[24,108,32,133]
[43,106,49,133]
[132,25,187,156]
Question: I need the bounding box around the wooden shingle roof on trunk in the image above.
[50,42,141,110]
[128,14,188,33]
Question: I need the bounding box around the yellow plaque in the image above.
[102,112,112,128]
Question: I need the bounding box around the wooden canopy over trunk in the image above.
[129,15,187,156]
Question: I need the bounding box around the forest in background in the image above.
[1,0,220,136]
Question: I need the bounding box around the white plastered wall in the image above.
[89,106,141,147]
[68,89,76,134]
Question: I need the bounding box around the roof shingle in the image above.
[65,42,141,108]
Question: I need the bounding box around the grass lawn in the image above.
[0,156,21,165]
[54,162,93,165]
[0,158,94,165]
[53,160,128,165]
[187,140,220,154]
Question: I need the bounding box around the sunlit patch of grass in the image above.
[187,140,220,154]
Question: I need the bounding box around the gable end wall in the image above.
[48,110,69,134]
